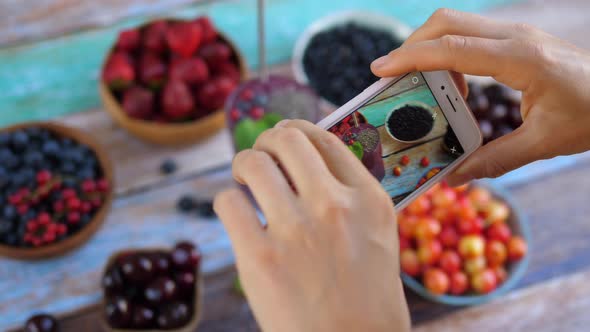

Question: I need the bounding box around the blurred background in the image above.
[1,0,589,331]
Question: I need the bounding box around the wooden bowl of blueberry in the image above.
[101,242,202,331]
[100,16,247,146]
[0,122,113,260]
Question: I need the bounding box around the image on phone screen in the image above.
[328,72,465,204]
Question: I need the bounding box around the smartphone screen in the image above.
[328,72,465,204]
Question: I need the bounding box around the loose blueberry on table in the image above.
[0,127,110,248]
[176,195,215,218]
[103,242,201,330]
[103,16,241,123]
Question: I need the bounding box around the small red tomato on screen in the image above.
[393,166,402,177]
[400,155,410,166]
[420,156,430,167]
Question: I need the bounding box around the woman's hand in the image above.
[214,120,410,332]
[372,8,590,185]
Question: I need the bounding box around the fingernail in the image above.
[371,56,389,69]
[274,119,290,128]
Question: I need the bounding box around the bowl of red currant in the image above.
[99,16,247,146]
[101,242,202,331]
[0,122,114,260]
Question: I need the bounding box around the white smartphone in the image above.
[317,71,482,209]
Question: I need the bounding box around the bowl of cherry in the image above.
[100,16,247,145]
[0,122,113,260]
[101,242,202,331]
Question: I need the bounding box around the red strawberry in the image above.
[162,80,195,120]
[139,52,167,88]
[122,86,154,119]
[213,61,240,84]
[166,22,203,57]
[169,57,209,84]
[143,20,168,53]
[196,76,237,111]
[115,28,140,51]
[194,17,217,43]
[102,52,135,90]
[198,42,232,71]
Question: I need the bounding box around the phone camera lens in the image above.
[440,86,445,90]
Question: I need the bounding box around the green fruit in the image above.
[234,118,268,151]
[262,112,283,128]
[348,141,364,160]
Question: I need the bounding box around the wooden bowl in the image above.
[401,181,531,306]
[0,122,114,260]
[101,248,203,332]
[100,20,248,146]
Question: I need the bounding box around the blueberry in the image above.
[0,220,12,235]
[195,200,215,218]
[61,138,74,147]
[77,168,96,180]
[42,140,61,158]
[11,131,29,151]
[160,159,178,175]
[60,162,76,175]
[23,150,44,168]
[254,94,268,106]
[1,233,18,246]
[0,133,10,146]
[177,196,196,213]
[3,205,17,221]
[0,166,8,188]
[0,148,19,169]
[62,177,77,188]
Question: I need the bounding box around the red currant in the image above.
[81,180,96,193]
[36,170,52,185]
[249,106,264,120]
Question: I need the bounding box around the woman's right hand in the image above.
[371,8,590,185]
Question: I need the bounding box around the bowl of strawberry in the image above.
[100,16,247,145]
[0,122,113,260]
[101,242,202,331]
[398,182,530,305]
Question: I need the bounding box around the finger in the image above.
[214,188,268,258]
[253,126,337,196]
[371,36,532,91]
[405,8,517,45]
[450,71,468,99]
[446,125,546,186]
[232,149,299,221]
[278,119,378,187]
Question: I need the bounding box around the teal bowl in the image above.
[401,180,531,306]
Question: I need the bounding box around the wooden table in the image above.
[3,0,590,331]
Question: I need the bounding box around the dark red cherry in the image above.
[171,242,201,270]
[120,254,154,283]
[174,271,196,292]
[145,277,177,304]
[102,266,124,294]
[157,302,191,329]
[131,305,156,329]
[150,251,171,275]
[25,313,59,332]
[105,296,132,328]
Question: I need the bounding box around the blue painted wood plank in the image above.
[0,0,519,126]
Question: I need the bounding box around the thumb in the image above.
[446,126,546,186]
